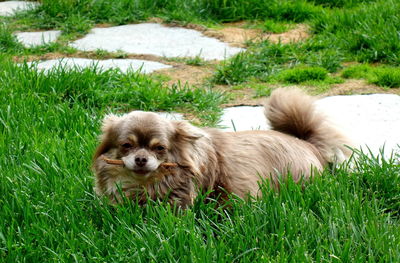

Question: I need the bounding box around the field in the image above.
[1,0,400,262]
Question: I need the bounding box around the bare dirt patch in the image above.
[13,52,178,66]
[205,23,309,47]
[266,24,309,44]
[154,20,309,48]
[155,64,217,87]
[217,84,269,107]
[326,79,400,96]
[217,79,400,107]
[158,20,309,47]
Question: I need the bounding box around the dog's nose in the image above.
[135,156,148,167]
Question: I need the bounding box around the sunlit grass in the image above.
[342,64,400,88]
[1,0,400,261]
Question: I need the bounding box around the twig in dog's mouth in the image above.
[100,155,180,168]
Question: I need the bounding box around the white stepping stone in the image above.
[220,106,270,131]
[315,94,400,158]
[0,1,38,16]
[14,30,61,47]
[220,94,400,157]
[27,58,172,74]
[158,112,184,121]
[70,23,244,61]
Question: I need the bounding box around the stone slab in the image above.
[70,23,244,61]
[315,94,400,157]
[0,1,38,16]
[27,58,172,74]
[219,106,270,131]
[219,94,400,157]
[158,112,184,121]
[14,30,61,47]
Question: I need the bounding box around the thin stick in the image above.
[101,156,124,165]
[160,162,178,168]
[101,156,179,168]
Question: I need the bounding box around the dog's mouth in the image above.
[132,169,152,176]
[131,163,169,179]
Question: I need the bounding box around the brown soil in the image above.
[266,24,309,44]
[327,79,400,96]
[155,64,216,87]
[204,24,309,48]
[154,20,309,47]
[217,79,400,107]
[216,85,266,107]
[13,52,178,66]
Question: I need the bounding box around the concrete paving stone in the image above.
[70,23,244,61]
[0,1,38,16]
[219,106,270,131]
[27,58,172,74]
[157,112,184,121]
[14,30,61,47]
[315,94,400,158]
[219,94,400,157]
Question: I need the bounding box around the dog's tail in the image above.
[264,88,352,164]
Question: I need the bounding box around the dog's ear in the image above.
[101,114,120,133]
[173,120,204,142]
[93,114,121,160]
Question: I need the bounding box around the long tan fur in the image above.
[265,88,352,164]
[93,88,352,206]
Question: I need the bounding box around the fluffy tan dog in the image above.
[93,88,351,206]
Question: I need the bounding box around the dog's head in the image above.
[93,111,204,181]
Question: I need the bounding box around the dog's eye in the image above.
[121,143,133,149]
[155,145,165,151]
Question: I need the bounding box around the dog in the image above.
[92,88,352,207]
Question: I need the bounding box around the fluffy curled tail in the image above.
[264,88,352,164]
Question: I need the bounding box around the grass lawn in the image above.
[1,0,400,261]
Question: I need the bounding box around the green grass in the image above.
[0,56,226,125]
[341,64,373,79]
[1,0,324,59]
[7,0,383,35]
[261,20,294,34]
[15,0,322,30]
[184,55,207,66]
[212,41,343,85]
[253,85,274,98]
[211,0,400,86]
[1,52,400,261]
[0,22,77,56]
[342,64,400,88]
[1,1,400,261]
[372,68,400,88]
[0,23,23,53]
[312,0,400,64]
[221,64,342,95]
[166,55,208,66]
[277,66,328,83]
[3,0,400,88]
[212,42,297,85]
[1,103,399,263]
[243,20,295,34]
[311,0,378,7]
